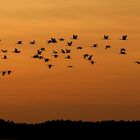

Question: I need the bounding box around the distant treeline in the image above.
[0,119,140,139]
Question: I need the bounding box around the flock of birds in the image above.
[0,34,140,76]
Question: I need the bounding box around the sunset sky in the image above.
[0,0,140,123]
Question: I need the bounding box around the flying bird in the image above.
[104,35,109,40]
[7,70,12,75]
[105,45,111,49]
[17,40,22,44]
[38,56,44,60]
[37,50,42,55]
[120,51,126,55]
[61,49,65,54]
[91,60,95,64]
[134,61,140,64]
[53,50,58,54]
[83,54,89,59]
[72,34,78,39]
[48,40,52,44]
[40,47,45,51]
[32,54,39,58]
[51,38,57,43]
[1,71,6,76]
[13,48,20,53]
[47,64,53,69]
[2,55,7,59]
[122,35,127,40]
[120,48,126,52]
[66,49,71,53]
[77,47,83,50]
[53,54,59,58]
[30,40,35,44]
[68,65,73,68]
[120,47,127,55]
[65,55,71,59]
[88,55,93,60]
[91,44,98,48]
[59,38,65,41]
[67,41,73,46]
[1,49,8,53]
[44,58,50,62]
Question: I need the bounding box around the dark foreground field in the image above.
[0,119,140,139]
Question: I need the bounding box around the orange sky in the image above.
[0,0,140,123]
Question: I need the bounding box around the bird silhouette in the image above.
[37,50,42,55]
[120,47,127,55]
[122,35,127,40]
[65,55,71,59]
[13,48,20,53]
[44,58,50,62]
[83,54,89,59]
[67,41,73,46]
[104,35,109,40]
[61,49,65,54]
[1,49,8,53]
[32,54,39,58]
[134,61,140,64]
[1,71,6,76]
[30,40,35,44]
[17,41,22,44]
[38,56,44,60]
[72,34,78,39]
[40,47,45,51]
[2,55,7,59]
[88,55,93,60]
[48,64,53,69]
[51,38,57,43]
[120,48,126,52]
[53,50,58,54]
[120,51,126,55]
[68,65,73,68]
[91,60,95,64]
[53,54,59,58]
[105,45,111,49]
[66,49,71,53]
[48,40,52,44]
[7,70,12,75]
[91,44,98,48]
[59,38,65,41]
[77,47,83,50]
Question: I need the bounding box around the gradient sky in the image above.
[0,0,140,123]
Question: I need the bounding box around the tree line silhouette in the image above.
[0,119,140,139]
